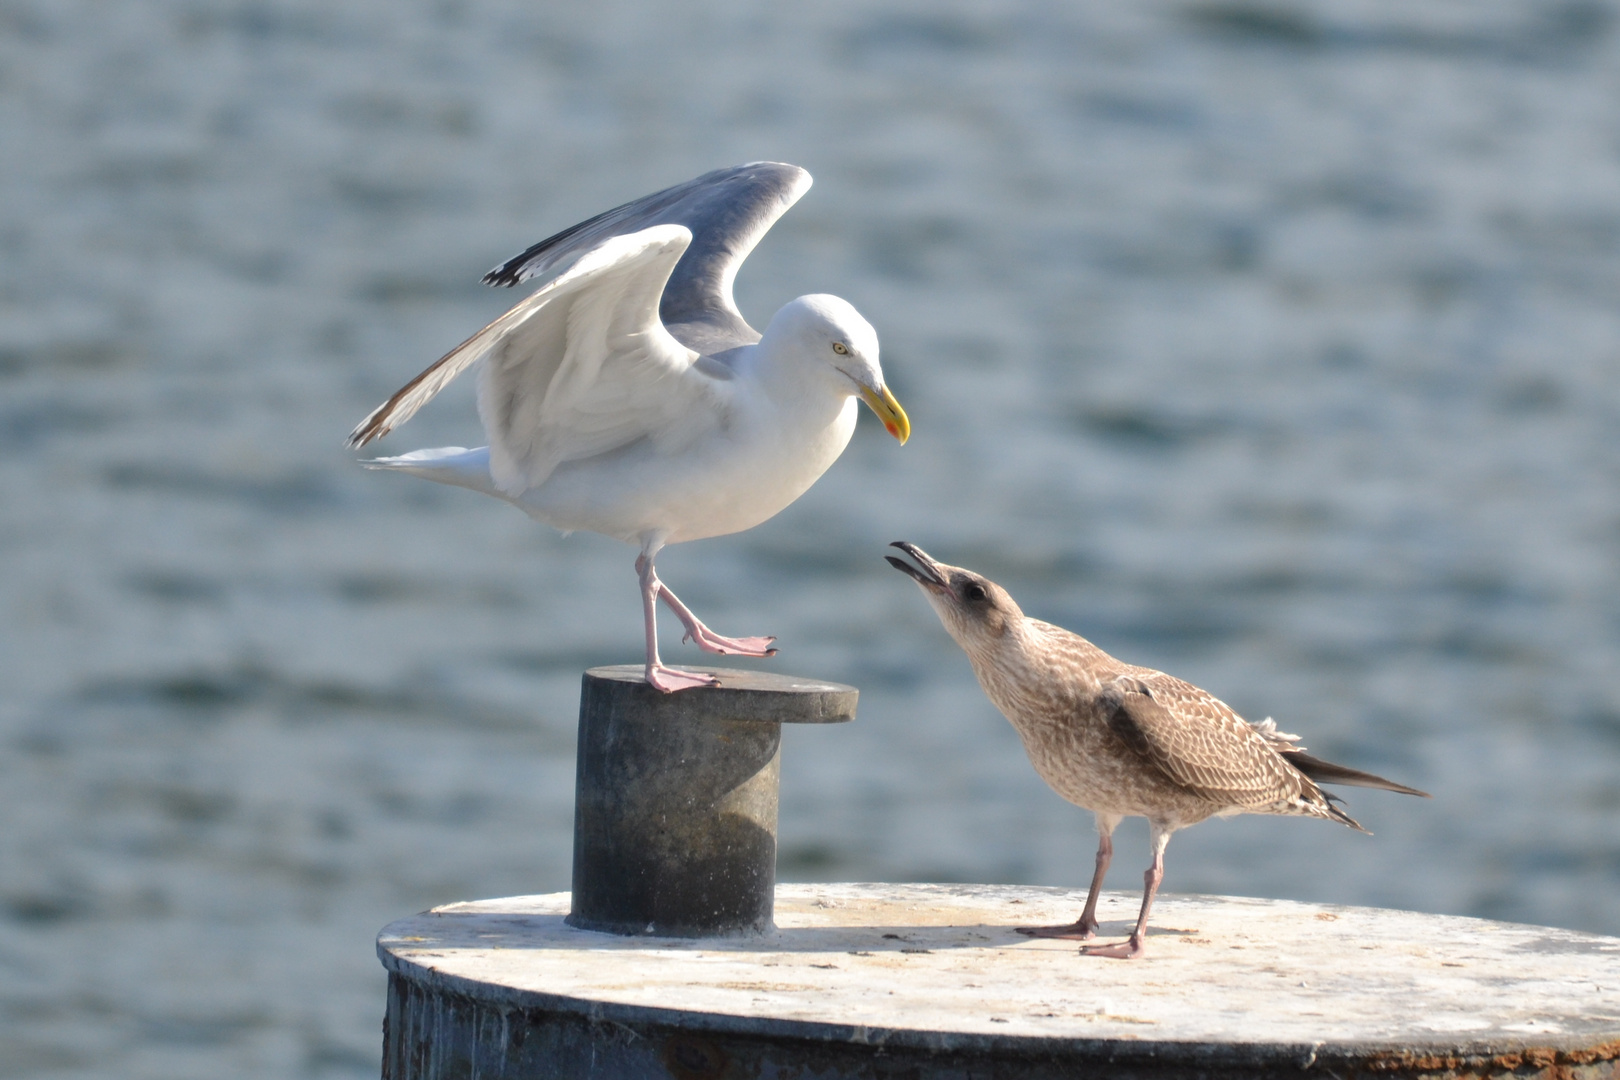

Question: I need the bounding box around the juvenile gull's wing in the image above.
[1099,673,1320,811]
[482,163,813,354]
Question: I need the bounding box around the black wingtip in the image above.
[1324,801,1371,834]
[345,414,387,450]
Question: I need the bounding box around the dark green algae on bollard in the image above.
[566,665,857,938]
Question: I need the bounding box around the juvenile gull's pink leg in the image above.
[1080,824,1171,960]
[637,552,719,693]
[1017,814,1119,941]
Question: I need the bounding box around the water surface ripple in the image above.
[4,1,1620,1076]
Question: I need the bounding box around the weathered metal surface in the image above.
[380,883,1620,1079]
[568,666,856,938]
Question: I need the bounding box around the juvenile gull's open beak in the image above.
[858,384,911,444]
[885,541,947,591]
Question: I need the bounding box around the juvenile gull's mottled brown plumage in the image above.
[887,542,1428,959]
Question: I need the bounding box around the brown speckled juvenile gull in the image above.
[887,542,1429,959]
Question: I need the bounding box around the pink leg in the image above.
[1018,814,1118,941]
[657,583,778,658]
[637,553,719,694]
[1081,824,1170,960]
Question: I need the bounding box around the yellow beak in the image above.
[858,384,911,445]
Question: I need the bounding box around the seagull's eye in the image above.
[962,582,988,603]
[832,342,849,355]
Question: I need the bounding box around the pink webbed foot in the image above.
[656,584,779,657]
[644,665,721,694]
[1015,920,1099,942]
[682,626,779,657]
[1079,936,1147,959]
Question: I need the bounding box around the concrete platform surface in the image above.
[379,882,1620,1058]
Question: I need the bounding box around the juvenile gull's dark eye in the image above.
[963,582,987,602]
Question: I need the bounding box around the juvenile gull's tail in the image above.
[1283,750,1431,798]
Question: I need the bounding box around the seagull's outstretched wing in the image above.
[349,226,726,496]
[482,162,812,354]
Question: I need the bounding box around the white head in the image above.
[761,294,909,443]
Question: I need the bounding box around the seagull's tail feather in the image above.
[362,446,501,497]
[1284,750,1431,798]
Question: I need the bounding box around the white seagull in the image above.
[347,163,910,692]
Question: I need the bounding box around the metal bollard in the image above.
[566,665,857,937]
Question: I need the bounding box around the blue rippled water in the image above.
[4,1,1620,1075]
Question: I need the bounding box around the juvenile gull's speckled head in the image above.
[885,541,1021,651]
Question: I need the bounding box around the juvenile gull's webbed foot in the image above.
[1015,919,1099,941]
[1079,936,1147,960]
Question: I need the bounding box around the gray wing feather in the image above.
[482,162,812,354]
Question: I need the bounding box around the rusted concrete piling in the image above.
[379,883,1620,1079]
